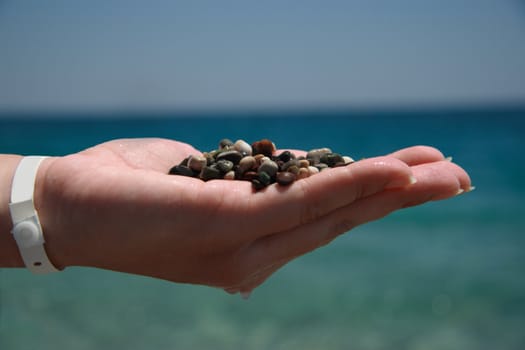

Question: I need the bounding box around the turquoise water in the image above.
[1,108,524,349]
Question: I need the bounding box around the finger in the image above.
[389,146,445,166]
[214,156,415,240]
[405,160,472,200]
[245,159,471,265]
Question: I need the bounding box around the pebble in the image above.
[169,164,194,177]
[167,138,356,190]
[219,139,234,149]
[216,150,243,165]
[320,153,345,167]
[277,151,293,163]
[258,171,272,186]
[299,159,310,168]
[258,160,278,177]
[297,167,310,179]
[238,156,256,173]
[308,166,320,176]
[234,139,252,156]
[281,159,299,172]
[276,172,296,186]
[286,165,300,175]
[307,148,332,163]
[200,166,222,181]
[343,156,354,164]
[216,159,234,173]
[188,155,207,172]
[252,139,276,157]
[316,163,329,171]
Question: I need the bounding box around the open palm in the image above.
[37,138,471,296]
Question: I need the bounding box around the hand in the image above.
[35,138,471,296]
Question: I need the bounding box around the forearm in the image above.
[0,154,24,267]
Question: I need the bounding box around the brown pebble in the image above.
[252,139,276,157]
[241,171,258,181]
[299,159,310,168]
[238,156,256,174]
[287,165,300,175]
[188,155,207,172]
[282,159,299,171]
[297,167,310,179]
[276,172,296,186]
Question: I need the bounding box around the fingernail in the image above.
[455,188,464,196]
[240,291,252,300]
[467,186,476,192]
[386,175,417,189]
[445,156,453,162]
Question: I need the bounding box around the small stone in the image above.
[251,179,266,191]
[234,139,252,156]
[315,163,329,171]
[308,166,320,176]
[241,171,258,181]
[216,159,234,173]
[224,171,236,180]
[200,166,223,181]
[320,153,344,167]
[253,154,266,164]
[219,138,234,149]
[298,159,310,168]
[258,171,272,186]
[282,159,299,172]
[188,155,207,172]
[216,150,243,165]
[343,156,355,164]
[307,148,332,163]
[252,139,276,157]
[258,160,279,177]
[297,167,310,179]
[276,151,294,163]
[276,172,296,186]
[169,165,194,177]
[238,156,256,173]
[287,165,300,175]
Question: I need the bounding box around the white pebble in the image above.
[343,156,354,164]
[308,166,319,175]
[234,139,252,156]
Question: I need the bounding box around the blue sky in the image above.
[1,0,524,111]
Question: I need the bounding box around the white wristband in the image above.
[9,156,59,274]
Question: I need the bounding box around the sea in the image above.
[0,107,524,350]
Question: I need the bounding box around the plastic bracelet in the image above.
[9,156,58,274]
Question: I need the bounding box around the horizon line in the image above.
[1,102,525,119]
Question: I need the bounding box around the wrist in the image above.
[32,156,69,270]
[0,155,70,270]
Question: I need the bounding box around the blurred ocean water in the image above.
[0,108,524,349]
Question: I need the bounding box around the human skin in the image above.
[0,139,472,296]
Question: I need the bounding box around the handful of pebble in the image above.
[168,139,355,190]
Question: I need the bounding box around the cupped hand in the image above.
[35,138,471,296]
